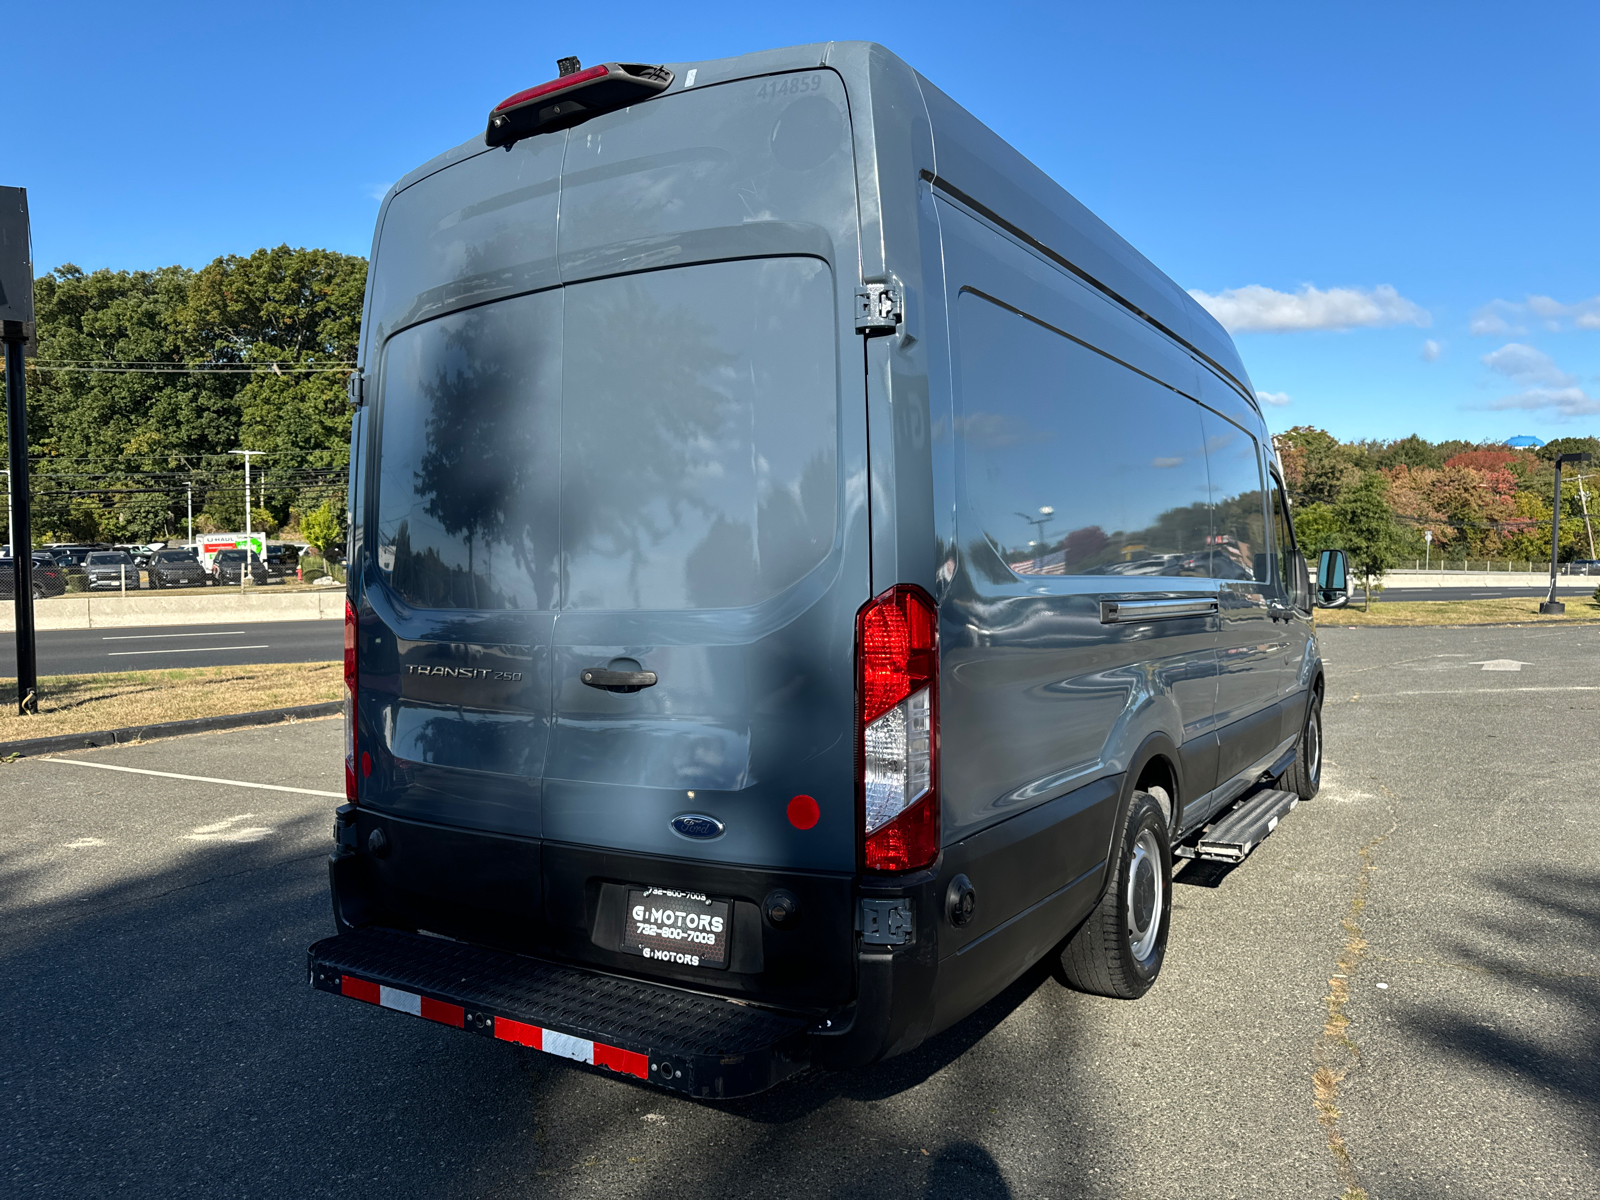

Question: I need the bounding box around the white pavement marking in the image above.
[107,644,270,657]
[186,814,275,842]
[101,630,248,640]
[63,837,107,848]
[42,758,343,797]
[1469,659,1533,672]
[1375,686,1600,697]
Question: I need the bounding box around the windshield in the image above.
[217,550,247,561]
[87,553,131,565]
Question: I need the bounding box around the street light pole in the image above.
[229,449,265,582]
[1541,452,1593,615]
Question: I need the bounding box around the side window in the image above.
[954,291,1213,579]
[1199,411,1268,582]
[1270,472,1297,595]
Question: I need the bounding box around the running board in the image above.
[309,927,813,1099]
[1194,788,1299,864]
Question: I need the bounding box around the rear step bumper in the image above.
[1193,788,1299,863]
[309,927,814,1098]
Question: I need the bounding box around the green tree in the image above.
[1276,426,1364,505]
[300,500,344,554]
[1289,501,1341,554]
[1332,474,1406,610]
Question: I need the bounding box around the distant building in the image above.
[1505,434,1545,448]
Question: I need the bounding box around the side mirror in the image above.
[1316,549,1350,609]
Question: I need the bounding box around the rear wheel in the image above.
[1286,690,1323,801]
[1057,791,1172,999]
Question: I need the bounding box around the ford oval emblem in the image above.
[670,813,724,840]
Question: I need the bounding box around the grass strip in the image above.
[1323,595,1600,626]
[0,662,341,740]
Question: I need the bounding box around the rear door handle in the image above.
[580,668,658,692]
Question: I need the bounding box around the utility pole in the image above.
[1575,473,1596,560]
[186,481,193,547]
[229,449,265,580]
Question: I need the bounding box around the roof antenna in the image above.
[557,56,581,77]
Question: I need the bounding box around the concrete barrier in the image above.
[1385,570,1584,588]
[0,589,344,632]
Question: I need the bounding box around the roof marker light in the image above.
[486,60,675,148]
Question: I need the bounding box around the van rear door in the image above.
[544,258,846,870]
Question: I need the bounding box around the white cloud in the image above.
[1187,283,1430,333]
[1421,339,1442,362]
[366,182,395,201]
[1254,390,1292,406]
[1470,294,1600,335]
[1486,387,1600,419]
[1481,343,1576,387]
[1469,310,1517,336]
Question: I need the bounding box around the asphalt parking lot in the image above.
[1,624,1595,1198]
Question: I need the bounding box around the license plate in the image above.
[620,887,731,970]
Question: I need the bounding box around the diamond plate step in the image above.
[308,927,813,1098]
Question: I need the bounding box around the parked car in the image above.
[1564,559,1600,576]
[47,544,110,567]
[147,548,209,589]
[264,542,300,578]
[0,554,70,600]
[210,547,269,586]
[82,551,142,590]
[310,42,1345,1100]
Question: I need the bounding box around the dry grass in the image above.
[0,661,341,742]
[1323,595,1600,626]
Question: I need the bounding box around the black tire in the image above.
[1286,690,1323,801]
[1057,791,1172,999]
[31,582,45,601]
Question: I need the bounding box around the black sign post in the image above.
[1,185,37,714]
[1541,451,1594,616]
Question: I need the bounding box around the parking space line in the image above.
[42,758,343,797]
[107,644,270,657]
[102,631,248,640]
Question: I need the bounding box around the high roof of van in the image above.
[370,41,1254,410]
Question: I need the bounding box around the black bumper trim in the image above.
[308,927,814,1098]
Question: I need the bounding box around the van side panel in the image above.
[930,202,1220,983]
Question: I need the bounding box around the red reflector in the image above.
[420,997,465,1028]
[864,792,939,873]
[493,64,609,113]
[787,794,821,830]
[594,1043,650,1079]
[341,975,380,1004]
[495,1017,542,1049]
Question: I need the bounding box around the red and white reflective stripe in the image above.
[340,974,463,1028]
[495,1016,649,1079]
[338,974,648,1080]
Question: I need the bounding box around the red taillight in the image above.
[344,599,357,803]
[492,64,610,113]
[857,585,939,872]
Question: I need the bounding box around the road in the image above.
[1375,583,1596,602]
[0,619,343,677]
[1,625,1595,1198]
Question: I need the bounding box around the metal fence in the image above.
[1401,559,1597,574]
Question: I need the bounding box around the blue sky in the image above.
[9,1,1598,445]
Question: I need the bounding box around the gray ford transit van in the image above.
[310,41,1332,1099]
